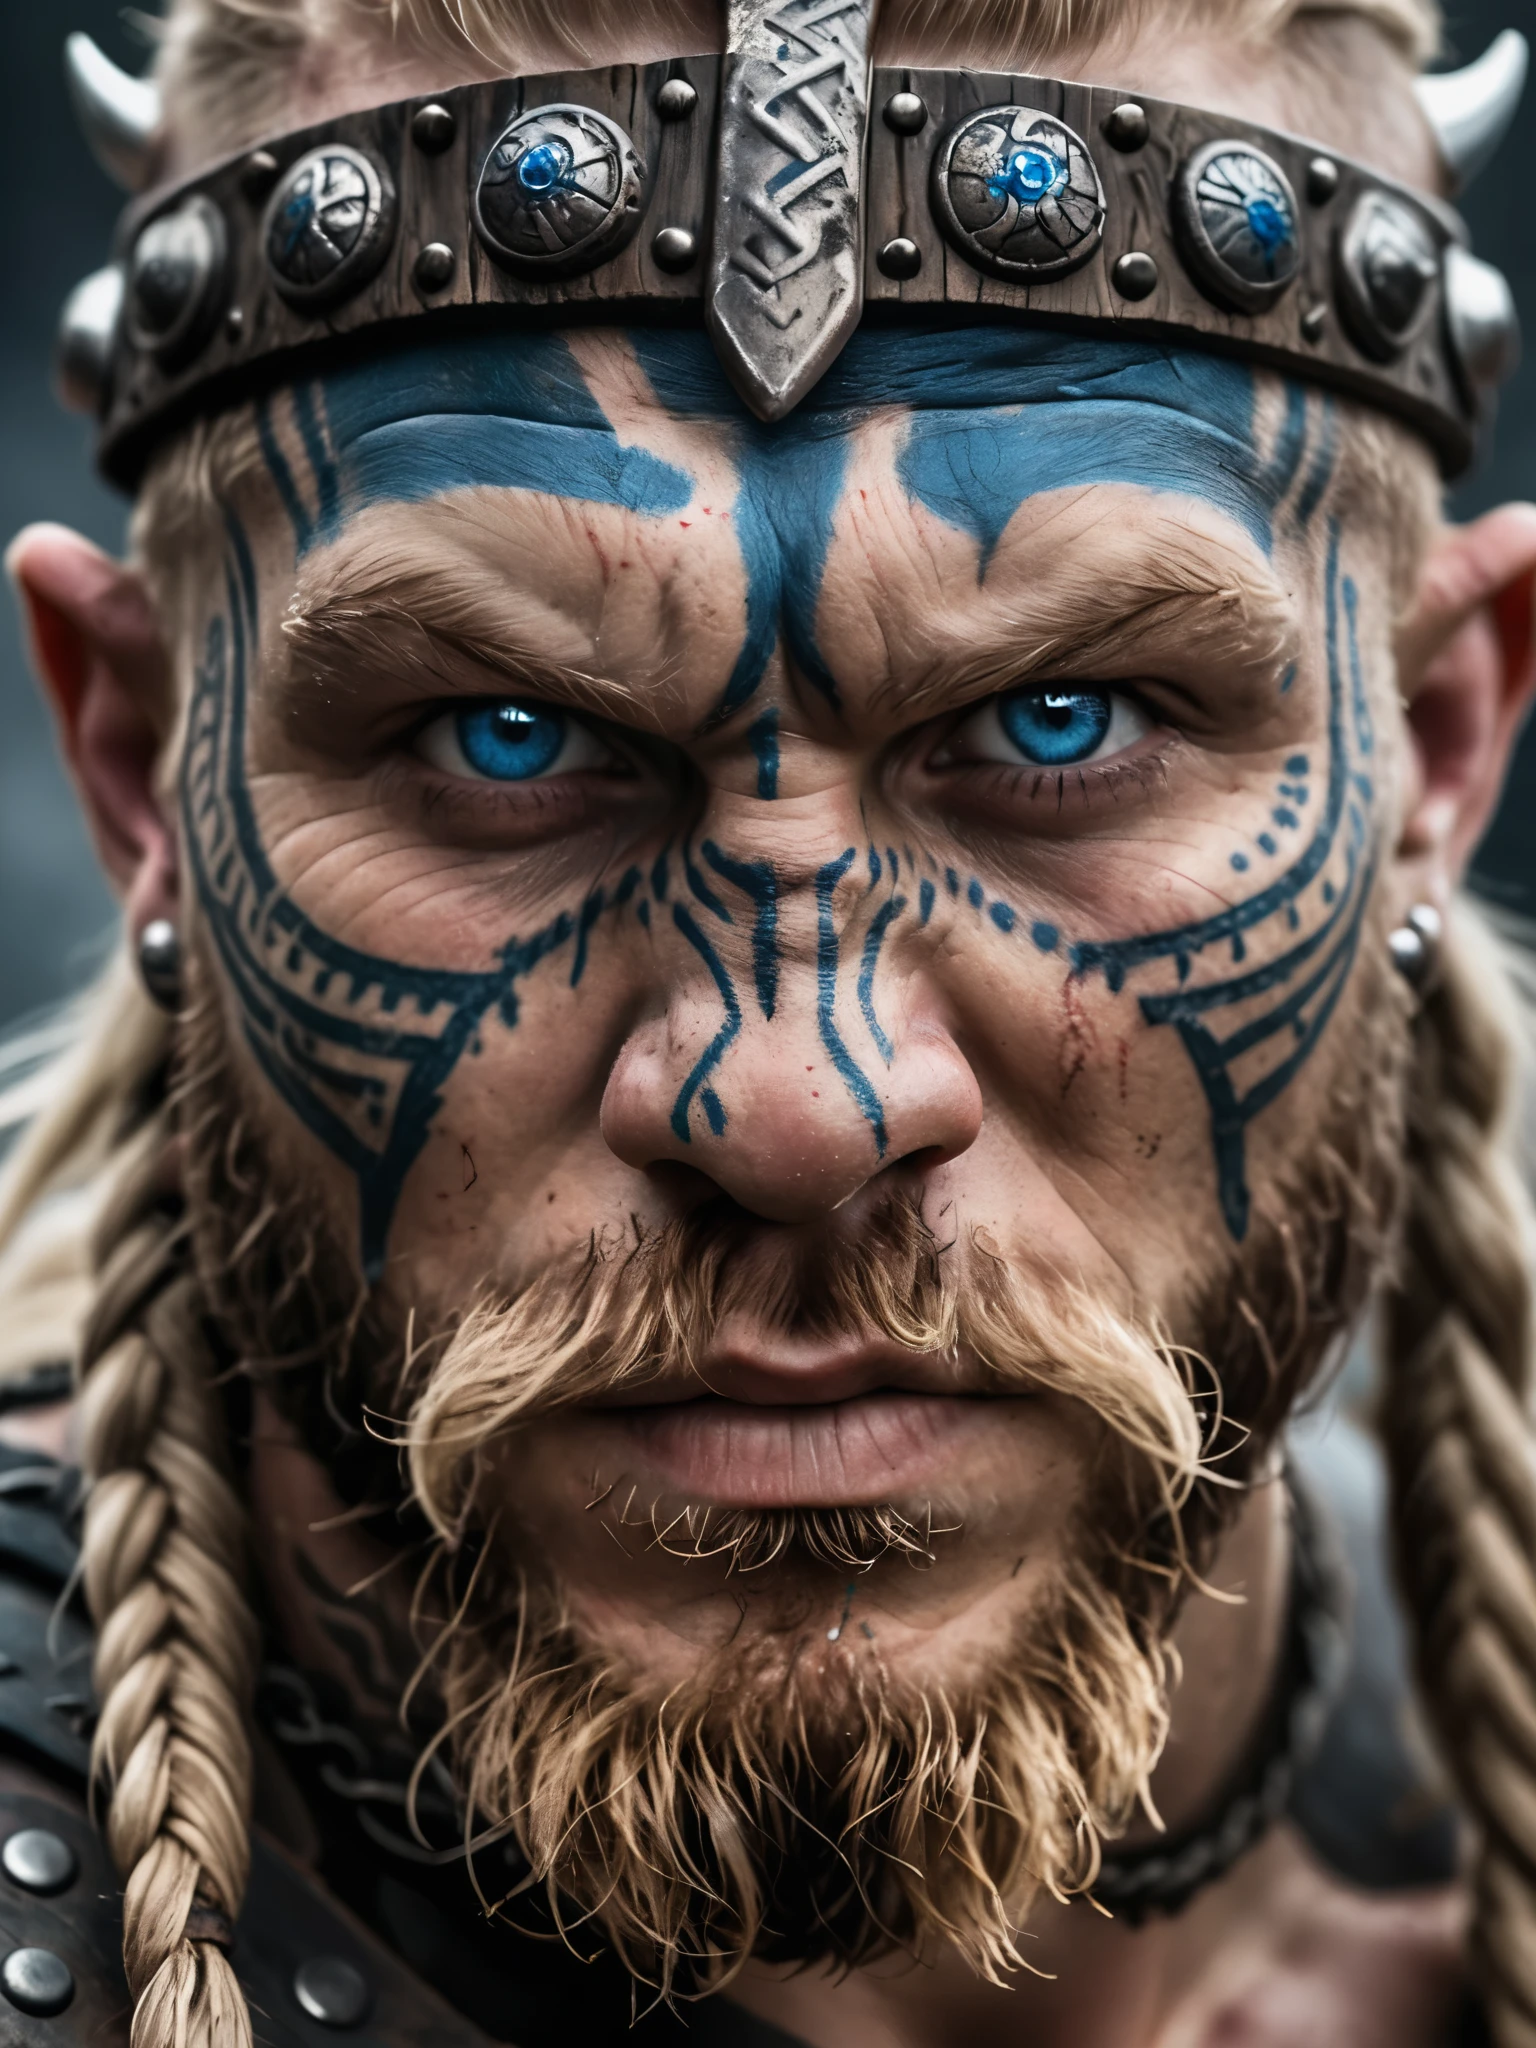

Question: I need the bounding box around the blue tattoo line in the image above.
[185,520,614,1281]
[668,903,743,1143]
[858,897,908,1065]
[1070,518,1369,1238]
[701,841,779,1019]
[747,710,781,799]
[815,850,889,1157]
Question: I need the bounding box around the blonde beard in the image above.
[383,1209,1210,1989]
[177,909,1411,1992]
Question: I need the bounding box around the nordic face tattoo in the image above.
[182,323,1373,1279]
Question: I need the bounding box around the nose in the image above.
[601,844,983,1222]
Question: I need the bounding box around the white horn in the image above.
[64,31,161,192]
[1415,29,1528,190]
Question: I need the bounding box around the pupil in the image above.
[456,703,565,781]
[998,689,1113,766]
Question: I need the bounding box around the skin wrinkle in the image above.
[94,67,1459,2008]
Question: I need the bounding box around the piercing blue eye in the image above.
[458,703,565,780]
[416,699,615,783]
[941,687,1152,772]
[1000,689,1113,764]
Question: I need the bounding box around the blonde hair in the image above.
[13,1,1536,2046]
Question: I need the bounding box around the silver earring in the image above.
[137,918,182,1012]
[1388,903,1443,991]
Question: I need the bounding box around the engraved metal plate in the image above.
[262,144,396,312]
[474,104,646,278]
[1174,139,1300,314]
[708,0,874,421]
[931,105,1105,282]
[126,195,227,365]
[1335,191,1440,361]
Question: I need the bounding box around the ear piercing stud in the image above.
[1388,903,1442,990]
[136,919,183,1012]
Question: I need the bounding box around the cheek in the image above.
[382,945,657,1283]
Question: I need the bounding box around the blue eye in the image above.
[941,686,1152,773]
[457,703,566,780]
[999,690,1113,765]
[417,699,615,784]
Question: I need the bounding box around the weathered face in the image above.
[186,318,1404,1693]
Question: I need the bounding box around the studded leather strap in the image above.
[96,57,1486,486]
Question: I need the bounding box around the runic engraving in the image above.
[708,0,873,419]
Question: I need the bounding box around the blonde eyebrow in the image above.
[875,529,1297,720]
[279,579,686,731]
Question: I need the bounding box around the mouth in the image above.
[582,1390,1007,1510]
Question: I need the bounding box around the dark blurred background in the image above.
[0,2,1532,1031]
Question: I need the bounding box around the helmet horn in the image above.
[64,32,161,192]
[1415,29,1528,191]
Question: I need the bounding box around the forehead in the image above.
[255,322,1305,562]
[242,322,1335,726]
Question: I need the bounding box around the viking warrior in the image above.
[0,0,1532,2041]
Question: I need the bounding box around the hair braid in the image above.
[76,1110,258,2048]
[1381,908,1536,2048]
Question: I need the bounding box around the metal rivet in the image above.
[224,306,245,341]
[411,102,456,153]
[412,243,455,295]
[1112,250,1159,300]
[651,226,698,272]
[1306,155,1340,204]
[240,150,280,202]
[1300,301,1328,343]
[876,236,923,280]
[2,1831,77,1897]
[1,1949,74,2018]
[293,1957,370,2030]
[1103,101,1150,151]
[883,91,928,135]
[656,78,698,121]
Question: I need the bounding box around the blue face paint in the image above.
[259,322,1325,740]
[260,332,693,556]
[747,709,780,799]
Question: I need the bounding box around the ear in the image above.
[6,523,177,937]
[1396,502,1536,898]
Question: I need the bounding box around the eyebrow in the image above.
[874,522,1298,721]
[278,571,687,732]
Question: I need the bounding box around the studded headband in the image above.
[57,12,1526,487]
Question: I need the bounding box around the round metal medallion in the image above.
[1174,140,1301,314]
[930,105,1105,282]
[125,195,228,366]
[474,104,646,278]
[1335,192,1439,361]
[262,145,396,312]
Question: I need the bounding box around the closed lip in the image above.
[580,1391,1008,1509]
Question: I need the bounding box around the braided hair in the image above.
[75,1110,256,2048]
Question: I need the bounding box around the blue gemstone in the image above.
[991,143,1068,207]
[515,141,570,196]
[1245,194,1291,253]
